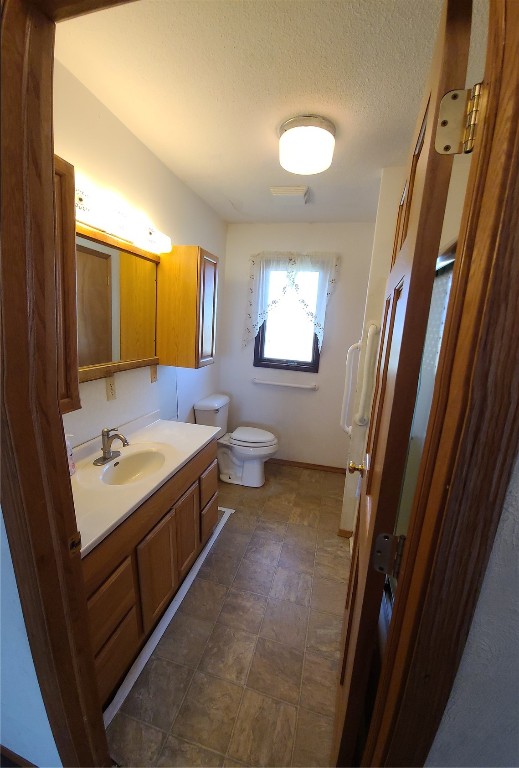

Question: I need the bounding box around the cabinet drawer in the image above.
[201,494,219,545]
[200,459,218,509]
[95,606,140,705]
[87,556,136,655]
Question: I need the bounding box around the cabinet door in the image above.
[175,482,200,582]
[53,155,80,413]
[198,250,218,367]
[137,510,178,634]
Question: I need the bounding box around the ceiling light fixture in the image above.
[279,115,336,175]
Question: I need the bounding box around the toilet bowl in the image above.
[217,427,278,487]
[193,394,278,488]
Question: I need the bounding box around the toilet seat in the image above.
[230,426,277,448]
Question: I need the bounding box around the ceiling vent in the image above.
[270,186,309,205]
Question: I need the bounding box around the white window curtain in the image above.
[242,251,340,351]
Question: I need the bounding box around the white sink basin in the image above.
[101,449,166,485]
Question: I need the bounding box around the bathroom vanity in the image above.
[72,420,219,706]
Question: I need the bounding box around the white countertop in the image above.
[71,418,219,557]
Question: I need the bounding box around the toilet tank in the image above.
[194,393,230,438]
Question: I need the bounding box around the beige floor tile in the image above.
[292,708,334,767]
[269,566,312,607]
[225,511,259,534]
[107,712,165,767]
[243,534,282,567]
[260,598,309,651]
[289,505,319,528]
[284,523,318,551]
[181,578,228,622]
[228,689,297,767]
[213,530,252,558]
[157,735,224,767]
[311,576,347,616]
[246,636,303,705]
[121,656,193,731]
[259,503,292,523]
[306,610,343,659]
[218,588,267,634]
[154,611,215,669]
[279,541,315,574]
[318,509,340,533]
[172,671,242,755]
[199,623,257,684]
[300,652,339,717]
[199,549,243,586]
[232,559,277,596]
[314,548,350,582]
[254,519,287,541]
[223,759,247,767]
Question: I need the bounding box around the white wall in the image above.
[219,223,374,468]
[1,513,62,767]
[54,60,227,446]
[341,166,405,529]
[426,457,519,767]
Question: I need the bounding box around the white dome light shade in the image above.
[279,115,336,175]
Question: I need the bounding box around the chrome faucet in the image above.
[93,427,130,465]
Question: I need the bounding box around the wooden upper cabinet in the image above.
[157,245,218,368]
[53,155,80,413]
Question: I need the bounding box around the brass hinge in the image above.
[69,532,82,555]
[372,533,406,579]
[435,83,482,155]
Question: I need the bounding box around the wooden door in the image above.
[333,1,472,763]
[137,510,178,634]
[76,244,112,366]
[175,482,200,581]
[198,249,218,366]
[120,250,157,360]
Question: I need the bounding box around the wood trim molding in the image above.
[338,528,353,539]
[79,357,159,382]
[364,2,519,764]
[0,745,36,768]
[268,458,346,474]
[76,222,161,264]
[1,0,119,764]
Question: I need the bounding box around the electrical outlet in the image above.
[105,375,116,400]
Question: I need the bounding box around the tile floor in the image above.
[107,463,351,767]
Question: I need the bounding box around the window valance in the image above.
[242,251,340,351]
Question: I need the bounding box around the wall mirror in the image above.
[76,223,159,382]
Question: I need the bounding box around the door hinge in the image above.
[69,532,82,555]
[435,82,482,155]
[372,533,406,579]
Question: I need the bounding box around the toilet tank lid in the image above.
[231,426,276,444]
[194,393,230,411]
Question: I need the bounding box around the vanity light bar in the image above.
[74,174,172,254]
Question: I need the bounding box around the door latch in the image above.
[372,533,406,579]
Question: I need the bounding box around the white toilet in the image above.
[194,393,278,487]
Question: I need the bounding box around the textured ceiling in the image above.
[54,0,484,224]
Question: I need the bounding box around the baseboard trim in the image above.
[269,458,346,474]
[338,528,353,538]
[0,746,36,768]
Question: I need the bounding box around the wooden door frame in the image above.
[1,1,133,766]
[1,1,517,767]
[360,1,519,764]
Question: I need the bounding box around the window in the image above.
[254,267,321,371]
[243,252,339,372]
